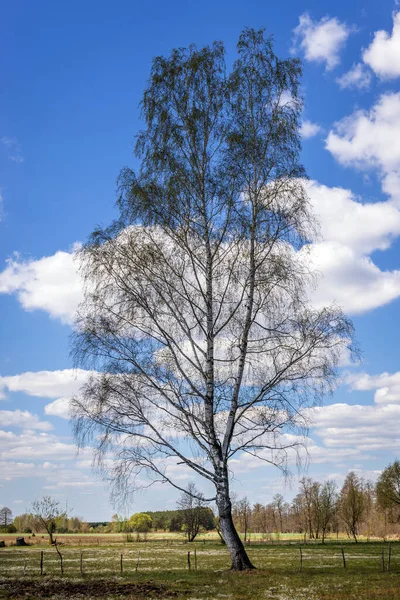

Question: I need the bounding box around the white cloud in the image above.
[1,137,23,164]
[305,241,400,314]
[0,458,102,493]
[293,13,352,71]
[302,181,400,314]
[44,476,104,490]
[0,410,53,431]
[44,397,70,419]
[326,92,400,200]
[230,433,362,474]
[307,401,400,452]
[306,439,363,463]
[347,371,400,404]
[363,12,400,79]
[0,369,92,401]
[0,461,39,481]
[300,120,322,139]
[336,63,372,89]
[307,181,400,254]
[0,247,82,324]
[0,430,77,462]
[2,177,400,329]
[2,178,400,328]
[277,90,295,108]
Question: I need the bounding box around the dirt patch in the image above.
[0,578,178,599]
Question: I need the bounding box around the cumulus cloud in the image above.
[306,401,400,453]
[0,459,102,492]
[305,241,400,314]
[3,179,400,323]
[336,63,372,90]
[307,181,400,253]
[229,391,400,473]
[300,120,322,139]
[0,430,77,461]
[230,433,361,474]
[363,11,400,79]
[301,181,400,314]
[0,369,92,401]
[326,92,400,200]
[293,13,352,70]
[0,247,82,324]
[44,397,71,419]
[0,410,53,431]
[347,371,400,404]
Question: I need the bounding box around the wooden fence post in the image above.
[187,551,191,571]
[381,547,385,572]
[135,551,141,572]
[299,547,303,572]
[388,543,392,572]
[120,553,123,574]
[23,559,26,576]
[194,548,197,570]
[40,551,43,576]
[80,552,83,575]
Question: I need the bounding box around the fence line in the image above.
[4,544,398,578]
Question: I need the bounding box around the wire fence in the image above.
[0,542,398,577]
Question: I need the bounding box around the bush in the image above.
[0,525,17,534]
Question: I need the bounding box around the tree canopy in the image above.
[71,27,354,570]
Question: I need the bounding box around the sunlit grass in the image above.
[0,539,399,599]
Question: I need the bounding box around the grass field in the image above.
[1,537,400,599]
[0,530,392,544]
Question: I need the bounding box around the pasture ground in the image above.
[0,537,399,599]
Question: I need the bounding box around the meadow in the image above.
[1,535,400,599]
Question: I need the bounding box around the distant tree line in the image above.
[109,508,214,539]
[232,463,400,542]
[11,511,89,537]
[4,461,400,542]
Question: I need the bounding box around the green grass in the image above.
[0,540,399,599]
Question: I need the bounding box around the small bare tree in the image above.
[177,482,206,542]
[319,480,338,543]
[271,494,285,533]
[339,472,366,543]
[234,497,252,542]
[31,496,68,545]
[71,28,355,570]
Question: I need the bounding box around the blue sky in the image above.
[1,0,400,520]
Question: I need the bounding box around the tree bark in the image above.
[217,486,255,570]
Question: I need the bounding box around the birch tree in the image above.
[177,482,207,542]
[31,496,67,545]
[376,460,400,511]
[71,28,355,570]
[319,480,338,543]
[339,472,366,543]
